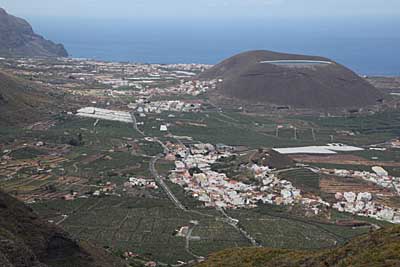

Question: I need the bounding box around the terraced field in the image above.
[31,197,250,264]
[2,106,400,266]
[227,205,380,249]
[31,194,379,265]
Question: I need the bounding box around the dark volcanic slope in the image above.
[0,71,55,126]
[0,191,125,267]
[0,8,68,57]
[200,50,383,109]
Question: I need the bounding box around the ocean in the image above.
[29,16,400,76]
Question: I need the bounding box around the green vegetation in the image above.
[0,71,55,127]
[8,146,47,160]
[349,149,400,162]
[139,140,163,156]
[75,151,150,178]
[31,196,249,264]
[155,160,175,177]
[165,180,205,209]
[210,155,246,181]
[278,168,321,195]
[168,112,313,148]
[0,117,154,199]
[296,111,400,145]
[226,204,374,250]
[32,197,193,263]
[0,190,124,267]
[211,150,295,184]
[190,220,249,256]
[196,225,400,267]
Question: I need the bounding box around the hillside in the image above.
[0,8,68,58]
[0,71,57,126]
[200,50,383,109]
[196,225,400,267]
[0,190,125,267]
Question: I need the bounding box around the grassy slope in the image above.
[0,70,54,126]
[197,225,400,267]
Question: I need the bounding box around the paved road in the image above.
[130,112,145,136]
[149,154,186,211]
[129,111,183,209]
[154,138,169,154]
[185,223,203,259]
[217,207,260,247]
[55,215,68,225]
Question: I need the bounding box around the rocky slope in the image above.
[196,224,400,267]
[0,190,125,267]
[0,8,68,58]
[200,50,383,110]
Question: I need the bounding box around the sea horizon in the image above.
[29,16,400,76]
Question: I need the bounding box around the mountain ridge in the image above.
[0,8,68,58]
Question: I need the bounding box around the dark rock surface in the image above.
[200,50,383,109]
[0,8,68,57]
[0,190,125,267]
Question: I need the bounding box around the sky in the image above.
[1,0,400,20]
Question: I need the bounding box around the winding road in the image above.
[130,112,145,136]
[149,154,186,211]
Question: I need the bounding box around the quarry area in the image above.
[1,55,400,266]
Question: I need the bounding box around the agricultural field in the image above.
[151,109,400,149]
[31,196,250,264]
[190,220,249,256]
[227,205,383,249]
[294,111,400,145]
[278,168,321,195]
[166,112,310,148]
[0,116,160,201]
[2,90,400,266]
[30,193,381,265]
[32,197,193,263]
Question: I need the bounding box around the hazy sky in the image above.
[1,0,399,19]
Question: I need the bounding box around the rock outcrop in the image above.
[0,8,68,58]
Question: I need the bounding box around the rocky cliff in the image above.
[0,8,68,58]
